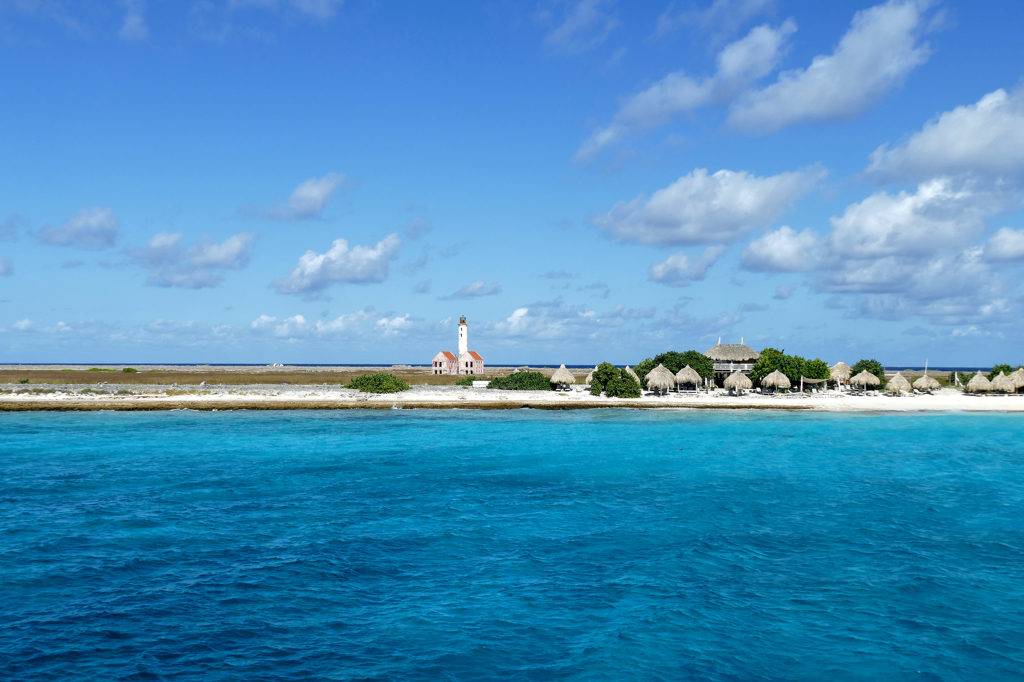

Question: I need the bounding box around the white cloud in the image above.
[12,319,35,331]
[252,173,347,221]
[272,233,402,296]
[649,245,727,286]
[377,314,413,337]
[250,308,374,338]
[593,167,821,246]
[576,20,796,160]
[119,0,148,41]
[741,226,820,272]
[0,258,11,276]
[541,0,618,54]
[128,231,256,288]
[867,87,1024,180]
[655,0,775,38]
[441,280,502,300]
[290,0,343,21]
[39,207,119,250]
[985,227,1024,262]
[728,0,932,132]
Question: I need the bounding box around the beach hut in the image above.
[704,339,760,382]
[760,369,792,392]
[724,370,753,395]
[645,364,675,395]
[584,365,597,385]
[991,372,1015,393]
[675,365,702,392]
[851,370,881,392]
[550,364,576,391]
[625,365,642,389]
[830,361,852,387]
[966,371,992,393]
[913,374,941,392]
[1011,368,1024,393]
[886,372,912,394]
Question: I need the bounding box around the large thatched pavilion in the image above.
[704,338,760,383]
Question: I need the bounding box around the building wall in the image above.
[431,352,458,375]
[458,352,483,375]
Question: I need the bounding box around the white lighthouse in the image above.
[458,315,468,356]
[431,315,484,375]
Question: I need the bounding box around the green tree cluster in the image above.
[122,367,138,373]
[454,376,476,386]
[988,364,1022,380]
[346,373,410,393]
[588,362,640,398]
[750,348,831,387]
[851,359,886,388]
[487,371,552,391]
[634,350,713,388]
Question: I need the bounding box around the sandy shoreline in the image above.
[2,383,1023,412]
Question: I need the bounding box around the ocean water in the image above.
[1,410,1022,681]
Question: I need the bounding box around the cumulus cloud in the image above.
[576,20,796,160]
[272,233,401,296]
[593,167,822,246]
[377,314,413,337]
[984,227,1024,262]
[741,226,820,272]
[867,87,1024,180]
[540,0,618,54]
[250,309,374,338]
[248,173,347,221]
[39,207,119,250]
[728,0,932,132]
[0,258,12,276]
[441,280,502,300]
[649,245,727,286]
[128,231,256,288]
[119,0,148,41]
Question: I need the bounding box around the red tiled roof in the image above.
[467,351,483,361]
[436,351,457,360]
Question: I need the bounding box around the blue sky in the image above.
[2,0,1024,366]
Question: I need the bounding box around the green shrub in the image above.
[590,380,603,396]
[751,348,808,386]
[18,379,29,384]
[487,371,552,391]
[345,373,410,393]
[803,358,831,381]
[851,359,887,388]
[634,350,713,388]
[454,376,476,386]
[86,367,115,372]
[122,367,138,373]
[605,370,641,398]
[988,364,1018,381]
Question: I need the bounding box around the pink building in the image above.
[431,351,458,375]
[459,351,484,375]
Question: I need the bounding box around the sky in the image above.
[2,0,1024,366]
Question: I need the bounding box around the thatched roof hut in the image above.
[966,371,992,393]
[584,365,597,385]
[830,361,852,382]
[645,364,675,393]
[1011,368,1024,390]
[886,372,911,393]
[724,371,752,391]
[704,341,760,362]
[625,365,642,387]
[851,370,881,387]
[760,370,791,389]
[675,365,701,386]
[913,374,940,391]
[550,364,576,386]
[991,372,1015,393]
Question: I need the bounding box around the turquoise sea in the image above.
[1,410,1023,681]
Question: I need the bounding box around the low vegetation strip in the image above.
[345,373,410,393]
[487,371,552,391]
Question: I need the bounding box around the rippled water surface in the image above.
[2,409,1023,681]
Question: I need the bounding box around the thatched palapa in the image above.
[724,371,753,391]
[830,361,851,383]
[851,370,881,387]
[625,365,642,387]
[1011,368,1024,390]
[966,371,992,393]
[886,372,911,393]
[645,364,675,393]
[991,372,1015,393]
[913,374,940,391]
[585,366,597,385]
[550,364,576,387]
[704,342,761,362]
[760,370,791,389]
[675,365,701,387]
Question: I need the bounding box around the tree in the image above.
[750,348,808,386]
[590,362,619,393]
[803,358,831,381]
[605,370,641,398]
[851,359,886,388]
[989,364,1014,381]
[634,350,713,388]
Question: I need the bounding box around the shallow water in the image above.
[1,410,1022,681]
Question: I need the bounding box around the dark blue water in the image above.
[2,410,1022,681]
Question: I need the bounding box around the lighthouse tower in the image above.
[458,315,468,356]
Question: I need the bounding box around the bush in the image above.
[86,367,115,372]
[487,371,552,391]
[590,362,619,393]
[851,359,887,388]
[590,380,603,396]
[751,348,806,386]
[634,350,713,388]
[605,370,641,398]
[454,376,476,386]
[345,373,410,393]
[803,358,830,381]
[122,367,138,373]
[988,364,1018,381]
